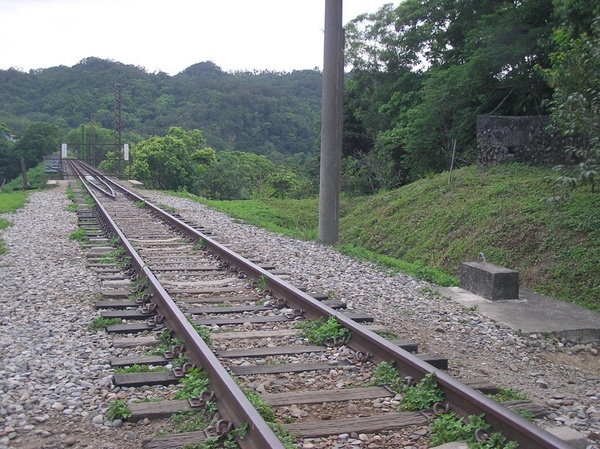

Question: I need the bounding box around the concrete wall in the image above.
[476,116,566,166]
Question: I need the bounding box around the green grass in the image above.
[171,191,319,240]
[69,228,89,243]
[0,191,30,213]
[87,316,122,330]
[106,399,132,421]
[487,386,527,402]
[339,164,600,311]
[429,413,518,449]
[1,163,56,192]
[114,364,168,374]
[295,316,352,345]
[163,164,599,312]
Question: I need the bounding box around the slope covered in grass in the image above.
[339,164,599,311]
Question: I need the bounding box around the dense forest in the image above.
[0,59,322,156]
[1,0,599,199]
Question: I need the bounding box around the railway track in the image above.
[65,159,573,449]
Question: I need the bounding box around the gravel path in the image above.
[0,185,598,449]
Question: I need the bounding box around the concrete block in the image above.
[460,262,519,300]
[545,426,589,449]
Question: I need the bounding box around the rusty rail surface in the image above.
[68,160,573,449]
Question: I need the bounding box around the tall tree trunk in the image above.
[19,157,29,189]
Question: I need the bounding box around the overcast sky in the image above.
[1,0,394,75]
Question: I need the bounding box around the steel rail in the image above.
[75,161,573,449]
[70,160,285,449]
[67,159,115,199]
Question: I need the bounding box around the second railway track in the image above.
[64,159,577,449]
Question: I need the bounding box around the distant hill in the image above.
[0,57,322,156]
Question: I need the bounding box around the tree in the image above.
[343,0,554,183]
[197,151,276,200]
[129,127,214,191]
[14,122,61,169]
[266,170,300,199]
[0,122,19,184]
[63,123,113,164]
[540,17,600,197]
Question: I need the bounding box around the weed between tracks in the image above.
[113,364,168,374]
[486,387,527,402]
[368,363,521,448]
[87,316,122,330]
[429,413,518,449]
[69,228,89,243]
[106,399,132,421]
[295,316,352,345]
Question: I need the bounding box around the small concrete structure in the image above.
[128,180,144,188]
[461,262,519,300]
[545,426,590,449]
[440,286,600,342]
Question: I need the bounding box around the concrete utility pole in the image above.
[318,0,344,244]
[114,83,123,178]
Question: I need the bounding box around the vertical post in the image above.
[19,157,29,189]
[89,114,96,166]
[80,124,85,160]
[318,0,344,244]
[114,83,123,177]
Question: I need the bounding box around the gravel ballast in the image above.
[0,185,598,449]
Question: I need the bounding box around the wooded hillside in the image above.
[0,59,322,156]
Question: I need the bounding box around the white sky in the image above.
[1,0,394,75]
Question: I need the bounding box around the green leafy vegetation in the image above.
[188,317,212,345]
[487,387,527,403]
[368,361,403,392]
[173,367,210,400]
[338,244,458,287]
[181,195,319,240]
[87,316,122,330]
[339,164,600,311]
[171,404,218,433]
[366,364,448,415]
[242,388,295,449]
[539,17,600,200]
[148,329,185,355]
[106,399,132,421]
[295,316,352,345]
[134,200,146,208]
[429,413,518,449]
[69,228,89,243]
[2,157,59,194]
[256,274,267,291]
[174,415,246,449]
[243,388,275,423]
[0,191,29,213]
[400,373,445,411]
[114,364,167,374]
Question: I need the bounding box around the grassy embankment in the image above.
[0,190,30,255]
[1,163,56,192]
[172,164,599,312]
